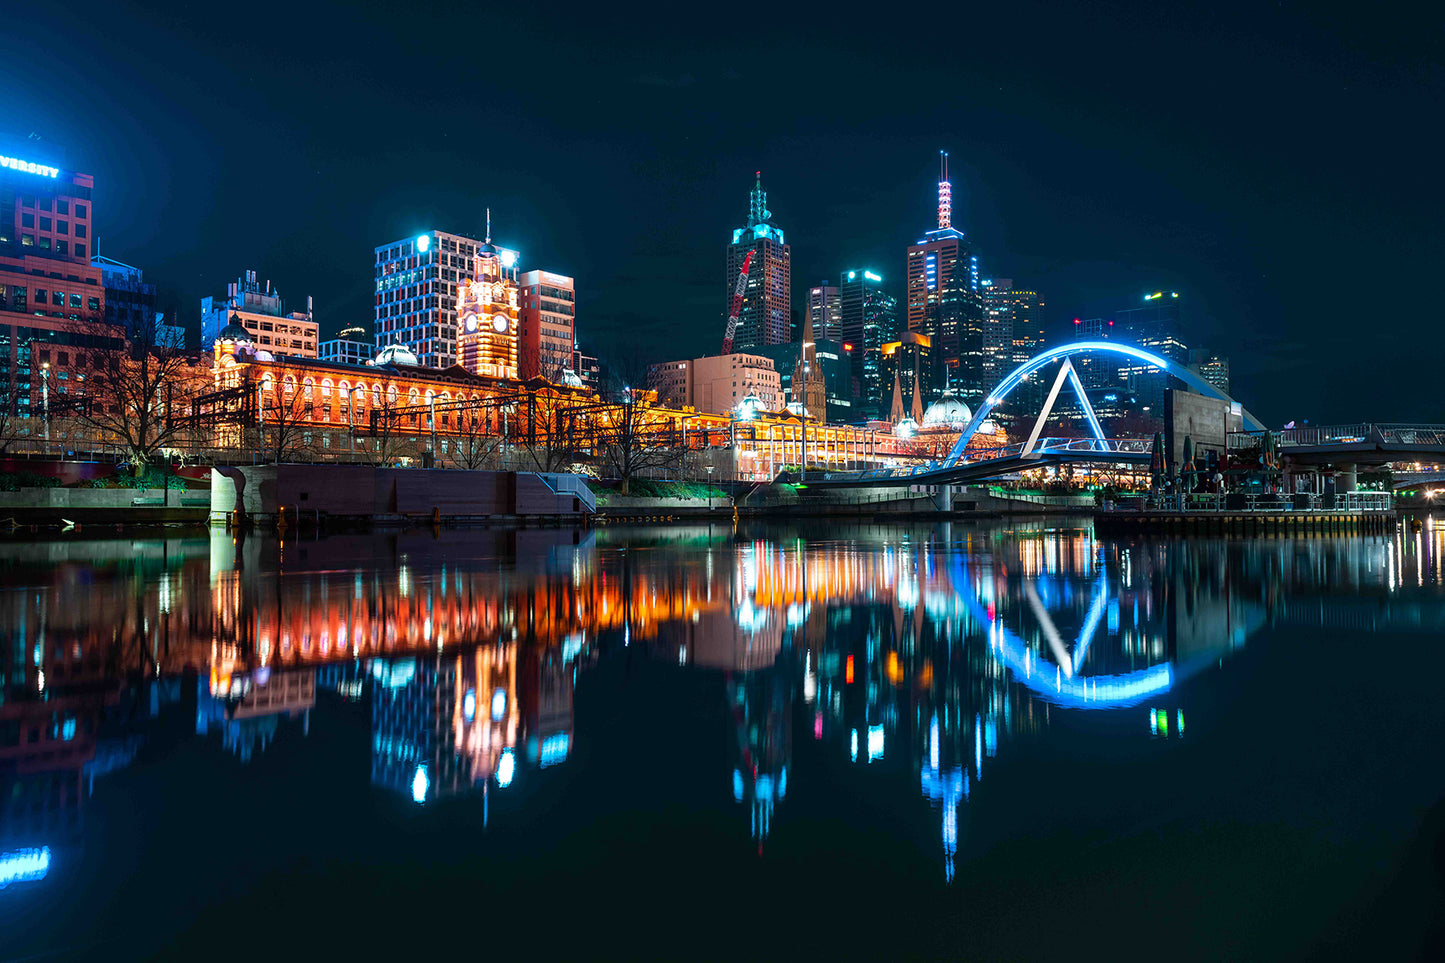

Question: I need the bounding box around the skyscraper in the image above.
[1114,291,1188,412]
[838,269,899,417]
[373,227,519,369]
[806,281,841,343]
[517,270,575,381]
[981,279,1045,413]
[906,152,982,406]
[726,173,791,351]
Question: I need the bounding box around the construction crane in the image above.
[720,250,753,355]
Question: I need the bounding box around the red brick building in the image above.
[0,138,110,420]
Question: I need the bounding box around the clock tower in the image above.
[457,211,520,379]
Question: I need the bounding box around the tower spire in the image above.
[937,150,952,230]
[749,171,771,227]
[485,207,492,244]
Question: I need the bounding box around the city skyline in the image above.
[3,3,1439,427]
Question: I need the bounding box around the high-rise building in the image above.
[374,228,519,369]
[838,269,899,418]
[456,229,520,380]
[806,282,841,343]
[980,279,1045,419]
[1188,347,1230,394]
[201,270,317,358]
[906,152,982,406]
[92,255,184,349]
[0,136,108,419]
[880,332,932,423]
[517,270,575,381]
[1008,287,1046,416]
[725,173,791,351]
[318,325,373,365]
[1114,291,1188,412]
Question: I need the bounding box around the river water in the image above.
[2,518,1444,960]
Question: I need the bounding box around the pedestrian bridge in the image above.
[812,437,1153,488]
[809,341,1236,488]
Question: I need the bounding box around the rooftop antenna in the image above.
[485,208,491,245]
[938,150,952,230]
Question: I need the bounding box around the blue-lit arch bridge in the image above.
[811,342,1262,489]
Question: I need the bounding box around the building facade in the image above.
[838,269,899,418]
[880,332,933,426]
[373,229,520,369]
[979,279,1044,420]
[92,255,185,349]
[517,270,575,381]
[725,173,791,352]
[1188,347,1229,394]
[806,281,841,344]
[1114,291,1189,413]
[0,137,105,419]
[318,326,373,366]
[201,270,317,358]
[644,353,782,416]
[906,153,982,406]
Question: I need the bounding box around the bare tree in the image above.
[592,392,683,494]
[71,319,210,468]
[358,390,423,467]
[513,385,587,473]
[257,376,318,463]
[447,406,504,470]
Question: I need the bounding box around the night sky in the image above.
[5,1,1440,424]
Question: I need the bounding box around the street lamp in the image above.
[348,385,362,458]
[40,362,50,443]
[706,465,715,511]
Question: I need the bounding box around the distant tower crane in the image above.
[720,250,754,355]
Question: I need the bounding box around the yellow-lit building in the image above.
[456,232,520,380]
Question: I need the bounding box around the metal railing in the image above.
[535,473,597,513]
[1123,491,1394,513]
[1229,424,1445,450]
[814,437,1154,485]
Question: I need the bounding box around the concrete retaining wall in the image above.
[212,465,590,521]
[594,494,716,511]
[0,487,170,509]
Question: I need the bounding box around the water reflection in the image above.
[2,517,1443,888]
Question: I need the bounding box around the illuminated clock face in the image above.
[492,315,509,333]
[465,315,477,332]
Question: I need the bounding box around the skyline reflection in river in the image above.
[3,519,1444,959]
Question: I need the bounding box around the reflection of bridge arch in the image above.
[941,341,1262,468]
[948,555,1174,709]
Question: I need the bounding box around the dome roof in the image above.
[921,389,972,428]
[374,343,420,367]
[217,316,252,343]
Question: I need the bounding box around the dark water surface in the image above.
[2,518,1444,961]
